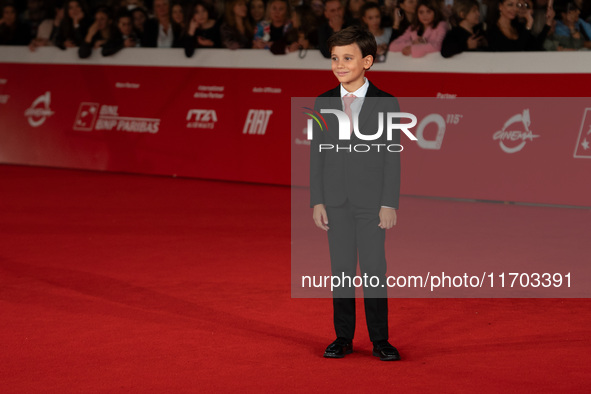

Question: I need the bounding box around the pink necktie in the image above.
[343,93,356,134]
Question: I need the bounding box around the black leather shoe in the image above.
[372,340,401,361]
[323,338,353,358]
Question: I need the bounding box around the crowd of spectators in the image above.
[1,0,590,59]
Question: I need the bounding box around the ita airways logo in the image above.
[186,109,217,129]
[493,109,539,154]
[24,91,54,127]
[574,108,591,159]
[243,109,272,135]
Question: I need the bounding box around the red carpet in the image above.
[0,165,590,393]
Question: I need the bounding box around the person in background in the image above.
[486,0,553,51]
[310,0,325,19]
[270,3,318,54]
[531,1,548,32]
[119,0,145,11]
[390,0,417,41]
[318,0,347,57]
[183,1,221,57]
[389,0,448,57]
[517,1,536,30]
[171,0,185,30]
[102,10,139,56]
[55,0,91,49]
[516,0,532,26]
[30,1,64,50]
[221,0,254,49]
[253,0,292,49]
[441,0,486,57]
[553,0,591,49]
[0,1,31,45]
[572,0,590,21]
[131,6,147,41]
[79,6,113,58]
[519,0,553,47]
[440,0,454,20]
[292,3,319,49]
[360,2,391,61]
[380,0,396,27]
[142,0,180,47]
[344,0,366,25]
[24,0,46,39]
[249,0,266,25]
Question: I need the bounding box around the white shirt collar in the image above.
[157,23,173,48]
[340,78,369,98]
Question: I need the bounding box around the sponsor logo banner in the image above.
[574,108,591,159]
[492,109,539,154]
[25,92,54,127]
[243,109,273,135]
[186,109,217,129]
[193,85,224,99]
[73,103,160,133]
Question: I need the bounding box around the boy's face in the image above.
[330,43,373,89]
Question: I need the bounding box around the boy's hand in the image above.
[313,204,329,231]
[378,207,397,229]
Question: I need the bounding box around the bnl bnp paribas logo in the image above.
[303,107,418,152]
[574,108,591,159]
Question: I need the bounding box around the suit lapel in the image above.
[324,86,343,141]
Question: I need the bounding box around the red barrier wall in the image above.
[1,47,590,206]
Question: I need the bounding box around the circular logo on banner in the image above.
[493,109,539,154]
[24,92,54,127]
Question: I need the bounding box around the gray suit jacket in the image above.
[309,81,401,209]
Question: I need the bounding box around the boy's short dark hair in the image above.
[327,25,377,61]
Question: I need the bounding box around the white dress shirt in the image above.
[157,23,173,48]
[340,77,369,122]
